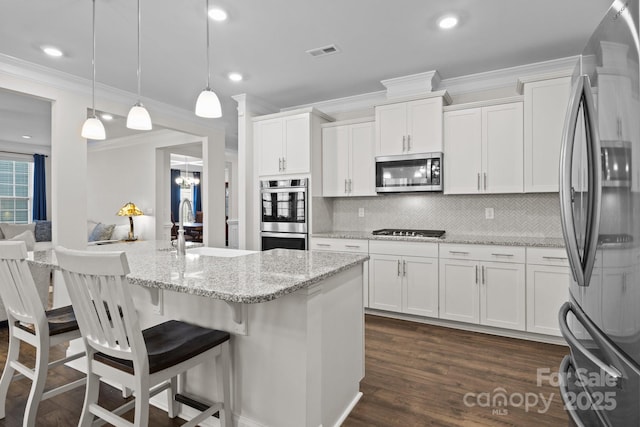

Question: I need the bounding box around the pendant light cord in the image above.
[137,0,142,100]
[91,0,97,117]
[206,0,210,89]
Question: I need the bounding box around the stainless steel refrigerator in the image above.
[558,1,640,425]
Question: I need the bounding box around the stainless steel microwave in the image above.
[375,152,443,193]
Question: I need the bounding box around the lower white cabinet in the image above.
[439,245,526,331]
[525,248,571,336]
[310,237,370,307]
[369,241,438,317]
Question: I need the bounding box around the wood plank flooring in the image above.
[0,314,569,426]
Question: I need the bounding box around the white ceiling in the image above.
[0,0,613,152]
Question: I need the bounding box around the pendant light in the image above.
[126,0,152,130]
[81,0,106,140]
[195,0,222,118]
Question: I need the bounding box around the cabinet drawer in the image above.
[527,247,569,267]
[369,240,438,258]
[440,244,525,263]
[311,238,369,253]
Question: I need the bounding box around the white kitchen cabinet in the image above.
[310,237,370,307]
[375,97,443,156]
[597,73,633,142]
[369,241,438,317]
[523,77,571,192]
[256,113,311,176]
[322,121,375,197]
[444,102,523,194]
[439,244,526,331]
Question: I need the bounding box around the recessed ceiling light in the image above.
[101,113,114,121]
[228,72,243,82]
[42,46,64,57]
[208,8,228,22]
[438,15,458,30]
[21,135,32,139]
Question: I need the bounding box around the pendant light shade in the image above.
[127,102,152,130]
[195,88,222,118]
[81,116,106,140]
[81,0,106,140]
[127,0,152,130]
[195,0,222,119]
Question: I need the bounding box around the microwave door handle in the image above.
[559,75,586,286]
[581,77,602,288]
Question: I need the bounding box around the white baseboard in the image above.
[333,392,363,427]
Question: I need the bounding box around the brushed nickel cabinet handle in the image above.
[484,172,487,190]
[402,135,406,152]
[283,157,286,171]
[475,265,478,284]
[403,260,407,276]
[491,253,514,257]
[316,243,331,247]
[345,179,348,194]
[449,251,470,255]
[482,265,485,284]
[398,260,401,276]
[477,173,480,191]
[542,256,568,261]
[345,245,361,249]
[407,135,411,151]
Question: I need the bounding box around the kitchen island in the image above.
[28,241,368,427]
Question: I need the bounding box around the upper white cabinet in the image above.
[256,113,310,176]
[523,77,571,192]
[322,121,375,197]
[444,102,524,194]
[597,73,633,142]
[375,97,444,156]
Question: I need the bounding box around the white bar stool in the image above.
[55,246,232,427]
[0,241,86,427]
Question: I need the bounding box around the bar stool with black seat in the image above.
[55,246,231,427]
[0,241,86,427]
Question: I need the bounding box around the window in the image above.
[0,159,32,224]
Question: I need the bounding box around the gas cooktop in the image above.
[372,229,446,238]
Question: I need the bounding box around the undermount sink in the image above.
[187,247,257,258]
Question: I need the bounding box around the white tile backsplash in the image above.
[326,193,562,238]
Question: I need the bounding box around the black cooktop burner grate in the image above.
[372,229,445,238]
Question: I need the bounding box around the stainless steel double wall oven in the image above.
[260,179,308,250]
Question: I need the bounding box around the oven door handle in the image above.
[260,188,307,194]
[261,232,308,239]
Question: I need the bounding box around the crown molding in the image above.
[280,89,387,116]
[0,54,226,133]
[381,70,442,99]
[232,93,278,118]
[0,140,51,156]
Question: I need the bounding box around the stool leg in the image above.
[220,341,232,427]
[0,331,20,419]
[167,376,178,418]
[24,341,49,427]
[79,357,99,427]
[134,376,150,427]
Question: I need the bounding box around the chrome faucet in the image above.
[177,198,194,256]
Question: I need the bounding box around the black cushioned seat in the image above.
[94,320,231,374]
[16,305,79,336]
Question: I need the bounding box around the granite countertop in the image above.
[312,231,566,248]
[28,241,369,304]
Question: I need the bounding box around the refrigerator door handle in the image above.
[558,302,622,382]
[559,356,588,427]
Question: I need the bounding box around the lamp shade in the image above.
[126,103,152,130]
[116,202,144,217]
[81,117,106,140]
[195,88,222,118]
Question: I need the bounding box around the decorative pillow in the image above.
[111,224,130,241]
[88,223,115,242]
[0,223,36,240]
[8,230,36,251]
[34,220,52,242]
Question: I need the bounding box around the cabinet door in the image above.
[598,74,632,142]
[322,126,350,197]
[406,97,443,153]
[369,254,402,312]
[443,108,482,194]
[403,256,438,317]
[375,103,407,156]
[439,258,479,323]
[526,264,571,336]
[480,261,525,331]
[482,102,524,193]
[349,122,375,196]
[283,115,310,174]
[257,119,284,176]
[601,267,636,337]
[524,77,571,192]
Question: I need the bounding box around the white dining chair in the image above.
[55,246,231,427]
[0,241,86,427]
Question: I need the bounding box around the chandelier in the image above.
[175,157,200,189]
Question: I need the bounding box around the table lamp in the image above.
[116,202,144,241]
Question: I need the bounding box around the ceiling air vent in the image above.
[306,44,340,58]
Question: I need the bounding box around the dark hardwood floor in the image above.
[0,314,569,426]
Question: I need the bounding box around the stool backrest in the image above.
[0,241,46,328]
[55,246,148,372]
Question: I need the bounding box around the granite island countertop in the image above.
[312,231,566,248]
[28,240,369,304]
